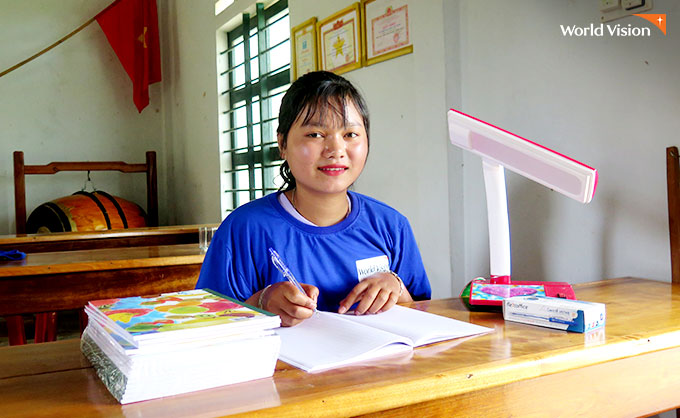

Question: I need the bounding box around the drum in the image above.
[26,191,147,233]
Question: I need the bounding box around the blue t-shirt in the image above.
[196,191,431,312]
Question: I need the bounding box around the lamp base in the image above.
[460,277,575,311]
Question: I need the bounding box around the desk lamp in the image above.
[447,109,598,309]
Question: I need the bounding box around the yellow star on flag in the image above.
[138,26,148,48]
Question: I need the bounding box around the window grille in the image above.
[217,0,290,216]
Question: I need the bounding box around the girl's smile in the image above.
[318,164,349,176]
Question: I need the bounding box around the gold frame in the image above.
[362,0,413,66]
[316,3,363,75]
[291,17,318,80]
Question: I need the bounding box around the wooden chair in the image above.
[7,151,159,345]
[667,146,680,286]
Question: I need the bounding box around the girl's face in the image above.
[279,101,368,197]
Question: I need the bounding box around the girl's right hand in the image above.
[259,282,318,327]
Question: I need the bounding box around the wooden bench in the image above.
[0,243,205,345]
[13,150,159,234]
[0,224,206,253]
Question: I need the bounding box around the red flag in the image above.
[96,0,161,112]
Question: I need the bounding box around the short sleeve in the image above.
[391,218,431,301]
[196,225,257,302]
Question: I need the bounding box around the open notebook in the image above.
[277,305,492,373]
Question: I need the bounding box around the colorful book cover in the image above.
[86,289,280,346]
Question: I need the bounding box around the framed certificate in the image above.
[291,18,318,80]
[362,0,413,66]
[316,3,363,75]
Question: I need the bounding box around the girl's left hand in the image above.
[338,272,412,315]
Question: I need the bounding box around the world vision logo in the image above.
[633,14,667,35]
[560,13,667,37]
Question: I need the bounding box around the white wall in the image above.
[443,0,466,293]
[160,0,221,225]
[455,0,679,286]
[288,0,454,298]
[287,0,680,294]
[0,0,166,233]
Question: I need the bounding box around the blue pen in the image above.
[268,247,316,311]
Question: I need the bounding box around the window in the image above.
[217,0,290,216]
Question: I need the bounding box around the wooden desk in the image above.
[0,224,213,253]
[0,244,204,315]
[2,278,679,417]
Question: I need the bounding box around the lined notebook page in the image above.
[277,306,492,372]
[277,312,413,373]
[338,305,492,346]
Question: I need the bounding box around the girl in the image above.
[197,71,430,326]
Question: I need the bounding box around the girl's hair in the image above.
[276,71,370,191]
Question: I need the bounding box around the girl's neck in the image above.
[286,188,350,227]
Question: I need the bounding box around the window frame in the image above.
[218,0,290,215]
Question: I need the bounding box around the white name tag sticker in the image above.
[356,255,390,281]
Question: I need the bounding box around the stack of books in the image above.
[81,289,281,404]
